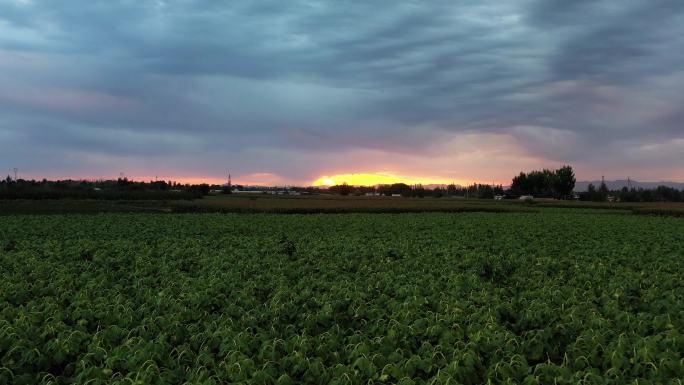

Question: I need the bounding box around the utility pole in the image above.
[13,168,18,181]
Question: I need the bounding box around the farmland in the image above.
[178,195,684,216]
[1,211,683,384]
[2,194,684,216]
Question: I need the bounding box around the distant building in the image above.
[519,195,533,200]
[494,195,504,200]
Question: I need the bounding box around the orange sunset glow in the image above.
[312,173,467,187]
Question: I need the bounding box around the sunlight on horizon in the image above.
[312,173,467,187]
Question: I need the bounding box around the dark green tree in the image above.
[330,183,352,196]
[598,181,609,201]
[510,172,529,195]
[552,165,576,199]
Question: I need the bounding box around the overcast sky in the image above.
[1,0,683,185]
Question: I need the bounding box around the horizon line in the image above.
[5,174,684,187]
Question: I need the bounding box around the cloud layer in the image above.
[1,0,683,184]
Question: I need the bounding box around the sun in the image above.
[320,178,335,186]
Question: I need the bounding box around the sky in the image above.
[1,0,683,186]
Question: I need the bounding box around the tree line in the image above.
[580,183,683,202]
[0,177,212,200]
[328,182,505,198]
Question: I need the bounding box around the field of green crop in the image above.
[1,212,683,384]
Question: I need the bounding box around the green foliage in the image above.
[511,165,576,199]
[553,165,576,198]
[582,182,610,202]
[0,212,682,384]
[638,185,683,202]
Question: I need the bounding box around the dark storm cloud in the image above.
[0,0,682,181]
[530,0,684,81]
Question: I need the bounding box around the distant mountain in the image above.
[423,184,452,189]
[575,180,684,191]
